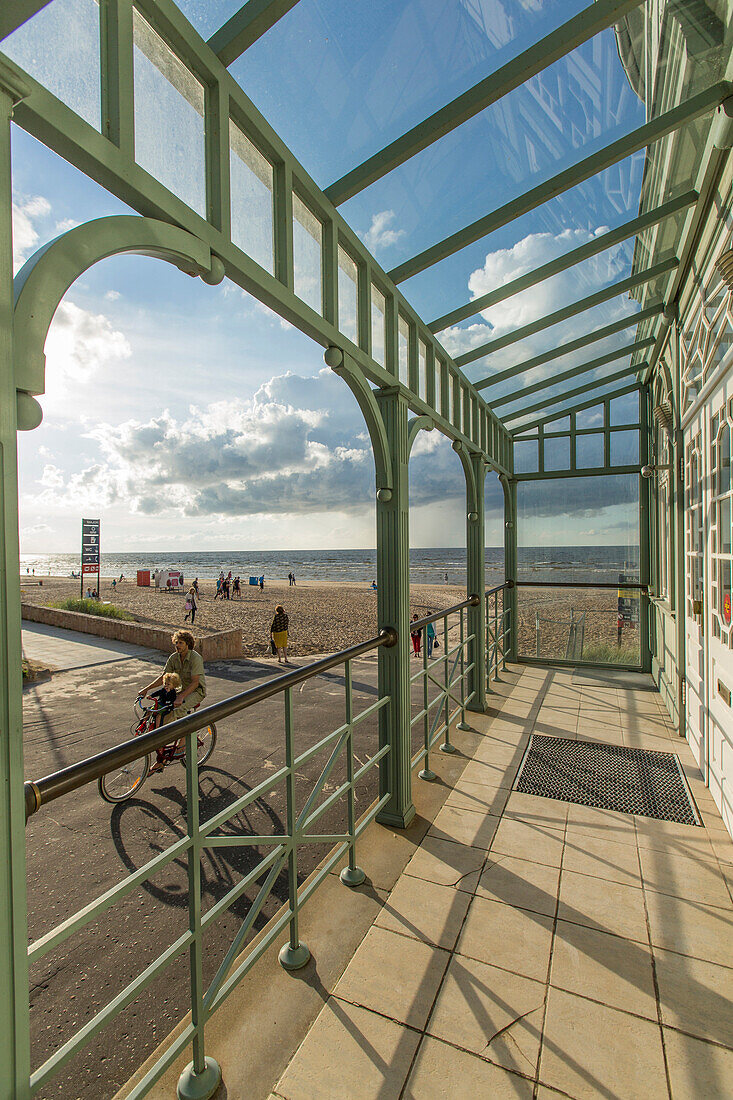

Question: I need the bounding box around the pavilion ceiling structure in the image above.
[3,0,733,453]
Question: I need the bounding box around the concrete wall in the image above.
[21,603,242,661]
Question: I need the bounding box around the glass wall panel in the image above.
[515,439,538,475]
[371,285,385,367]
[133,9,206,215]
[547,416,570,432]
[292,193,322,313]
[544,436,570,472]
[230,121,274,273]
[337,246,358,344]
[610,429,639,466]
[518,587,641,665]
[398,316,409,387]
[576,403,605,429]
[435,358,443,417]
[418,340,427,401]
[2,0,101,128]
[576,433,604,468]
[610,391,640,425]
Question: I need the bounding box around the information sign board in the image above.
[81,519,100,597]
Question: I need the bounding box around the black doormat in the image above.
[514,734,700,825]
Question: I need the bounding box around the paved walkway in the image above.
[270,665,733,1100]
[22,621,160,671]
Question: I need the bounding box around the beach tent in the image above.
[155,569,184,591]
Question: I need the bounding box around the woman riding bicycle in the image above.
[140,631,206,772]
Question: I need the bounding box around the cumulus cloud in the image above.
[44,301,132,385]
[12,195,51,271]
[363,210,405,254]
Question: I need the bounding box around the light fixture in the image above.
[641,463,672,478]
[716,246,733,290]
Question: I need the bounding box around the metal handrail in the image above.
[409,592,479,632]
[517,580,648,590]
[24,626,398,819]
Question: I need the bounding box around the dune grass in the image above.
[581,642,640,666]
[52,598,136,621]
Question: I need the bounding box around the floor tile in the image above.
[426,955,545,1077]
[551,920,657,1020]
[539,987,668,1100]
[654,946,733,1048]
[663,1028,733,1100]
[275,998,420,1100]
[456,896,553,982]
[503,792,569,829]
[633,817,715,859]
[476,854,560,917]
[562,832,641,887]
[375,876,470,951]
[645,890,733,967]
[639,847,731,909]
[403,1036,534,1099]
[460,758,518,789]
[334,925,449,1030]
[558,870,649,943]
[564,803,638,846]
[404,835,485,893]
[492,818,565,868]
[445,781,509,816]
[428,804,499,850]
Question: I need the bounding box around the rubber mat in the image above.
[514,734,700,825]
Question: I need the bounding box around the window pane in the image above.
[515,439,538,474]
[371,285,385,367]
[576,403,605,429]
[544,435,570,472]
[337,246,358,344]
[292,193,322,313]
[518,586,640,666]
[610,429,639,466]
[546,415,570,432]
[2,0,101,128]
[576,433,605,469]
[133,9,206,215]
[230,122,274,272]
[610,392,640,425]
[398,316,409,386]
[435,358,443,416]
[418,340,427,400]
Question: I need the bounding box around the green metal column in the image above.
[502,475,518,661]
[0,79,32,1100]
[466,453,487,713]
[375,387,415,829]
[640,386,652,673]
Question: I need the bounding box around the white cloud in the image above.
[363,210,405,254]
[105,290,121,302]
[55,217,78,234]
[12,195,51,271]
[39,464,64,489]
[44,301,132,386]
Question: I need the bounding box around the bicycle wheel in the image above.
[98,754,152,803]
[180,724,217,768]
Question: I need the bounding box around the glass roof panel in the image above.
[174,1,250,40]
[509,379,640,431]
[230,0,590,186]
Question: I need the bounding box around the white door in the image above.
[706,378,733,835]
[684,412,706,776]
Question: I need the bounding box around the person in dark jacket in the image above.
[270,605,290,664]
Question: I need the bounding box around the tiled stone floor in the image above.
[271,666,733,1100]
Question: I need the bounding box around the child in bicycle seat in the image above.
[149,672,181,728]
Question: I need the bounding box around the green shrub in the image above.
[581,642,640,666]
[51,598,136,621]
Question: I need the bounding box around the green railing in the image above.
[485,582,510,690]
[23,628,396,1099]
[408,593,478,779]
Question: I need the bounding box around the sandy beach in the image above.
[21,575,466,658]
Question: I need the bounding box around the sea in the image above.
[19,546,639,587]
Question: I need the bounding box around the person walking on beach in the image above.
[426,619,437,658]
[184,586,197,624]
[410,613,422,657]
[233,575,241,599]
[259,575,265,591]
[270,605,290,664]
[192,577,199,598]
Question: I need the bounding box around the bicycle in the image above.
[98,696,217,803]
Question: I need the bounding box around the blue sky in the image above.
[5,0,647,555]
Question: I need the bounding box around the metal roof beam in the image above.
[502,364,639,423]
[490,344,650,408]
[473,303,663,390]
[511,382,640,434]
[324,0,645,206]
[455,258,676,368]
[0,2,54,40]
[207,0,301,66]
[388,82,729,284]
[479,337,654,394]
[428,191,697,333]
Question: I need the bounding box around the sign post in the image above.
[81,519,100,598]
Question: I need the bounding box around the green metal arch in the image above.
[13,215,224,397]
[328,350,393,492]
[407,415,434,455]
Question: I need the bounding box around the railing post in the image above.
[375,387,415,828]
[418,630,436,778]
[457,608,471,731]
[0,75,32,1100]
[340,660,366,886]
[177,733,221,1100]
[502,475,519,661]
[466,453,487,712]
[279,687,311,968]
